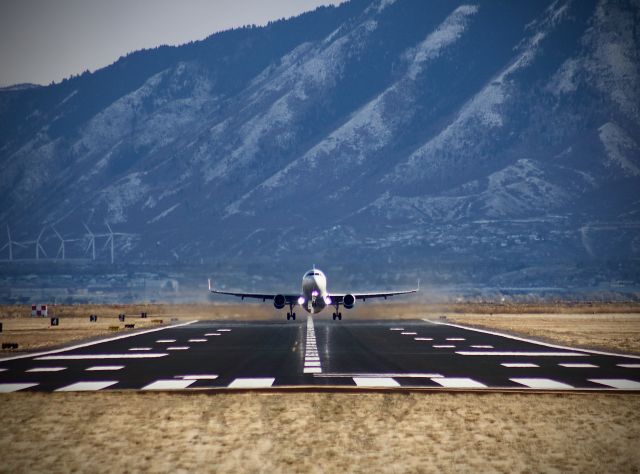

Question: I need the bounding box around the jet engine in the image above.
[274,294,286,309]
[343,293,356,309]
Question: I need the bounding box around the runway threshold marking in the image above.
[0,383,39,392]
[558,363,599,368]
[510,378,574,389]
[36,354,168,360]
[85,366,124,371]
[353,377,400,388]
[176,375,219,380]
[432,377,487,388]
[228,378,275,388]
[0,320,199,363]
[429,320,640,359]
[26,367,67,372]
[303,317,321,374]
[55,381,118,392]
[501,363,539,368]
[456,351,588,357]
[588,379,640,389]
[142,379,196,390]
[314,373,443,378]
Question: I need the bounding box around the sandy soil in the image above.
[0,391,638,473]
[444,313,640,355]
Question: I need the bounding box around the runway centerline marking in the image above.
[166,346,190,351]
[303,317,321,374]
[510,378,574,389]
[142,379,196,390]
[55,381,118,392]
[129,347,152,351]
[400,332,417,335]
[85,365,124,371]
[315,373,443,378]
[470,345,493,349]
[414,337,433,341]
[156,339,176,343]
[205,333,221,336]
[188,339,207,342]
[617,364,640,368]
[433,345,455,348]
[176,375,219,380]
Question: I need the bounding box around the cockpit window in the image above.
[306,272,320,277]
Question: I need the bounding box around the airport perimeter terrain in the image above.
[1,303,639,473]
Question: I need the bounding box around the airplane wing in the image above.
[208,279,298,303]
[329,281,420,302]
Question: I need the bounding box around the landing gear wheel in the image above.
[332,313,336,320]
[338,312,342,320]
[286,313,291,320]
[292,313,296,320]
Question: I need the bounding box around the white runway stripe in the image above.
[0,368,7,372]
[456,351,588,357]
[129,347,152,351]
[228,378,275,388]
[0,320,198,363]
[510,378,574,389]
[314,373,443,378]
[390,328,404,331]
[26,367,66,372]
[55,381,118,392]
[205,333,221,336]
[470,345,493,349]
[501,363,539,368]
[85,366,124,371]
[430,320,640,359]
[353,377,400,388]
[156,339,176,343]
[432,377,487,388]
[217,329,232,332]
[166,346,190,350]
[176,375,218,380]
[559,363,599,368]
[37,354,168,360]
[0,383,38,392]
[433,345,455,348]
[303,317,321,374]
[414,337,433,341]
[588,379,640,389]
[142,379,196,390]
[617,364,640,368]
[400,332,417,335]
[446,338,465,341]
[188,339,207,342]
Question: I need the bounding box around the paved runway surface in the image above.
[1,317,639,392]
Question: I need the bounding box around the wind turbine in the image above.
[83,223,96,260]
[20,227,48,260]
[101,222,131,264]
[52,226,67,260]
[0,226,25,261]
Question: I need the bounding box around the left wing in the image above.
[208,279,298,303]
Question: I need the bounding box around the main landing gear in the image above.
[286,303,296,320]
[332,304,342,320]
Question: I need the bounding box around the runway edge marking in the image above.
[0,320,199,362]
[425,319,640,360]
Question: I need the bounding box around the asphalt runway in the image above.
[1,317,639,392]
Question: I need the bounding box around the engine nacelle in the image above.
[273,294,286,309]
[343,294,356,309]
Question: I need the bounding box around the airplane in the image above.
[208,267,419,320]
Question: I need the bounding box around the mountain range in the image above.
[1,0,639,293]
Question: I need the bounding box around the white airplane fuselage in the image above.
[301,269,331,314]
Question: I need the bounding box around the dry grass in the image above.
[0,391,638,473]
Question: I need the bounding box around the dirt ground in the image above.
[1,303,639,354]
[0,391,638,473]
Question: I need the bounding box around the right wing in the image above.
[208,279,298,303]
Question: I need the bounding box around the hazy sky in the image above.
[0,0,344,87]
